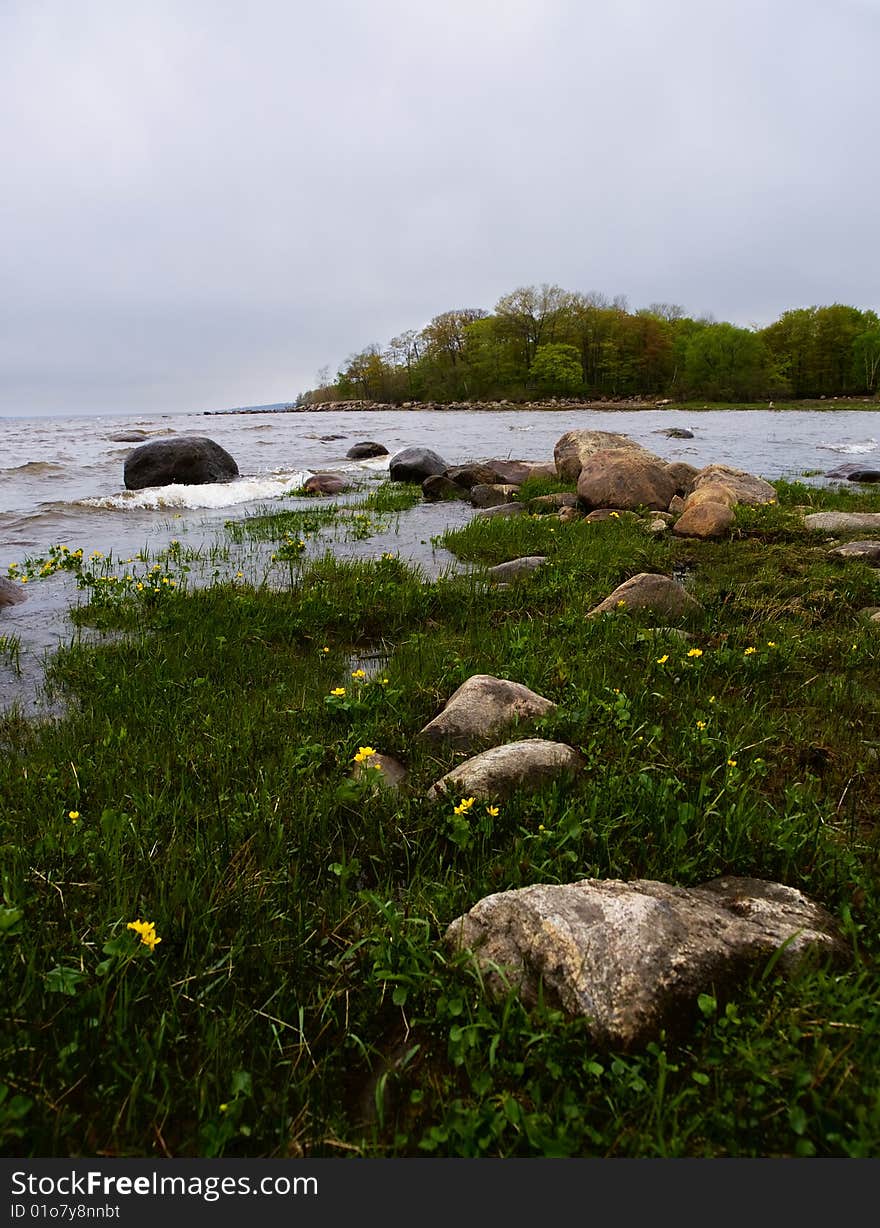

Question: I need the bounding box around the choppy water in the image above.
[1,403,878,714]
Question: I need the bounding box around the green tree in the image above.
[529,343,584,394]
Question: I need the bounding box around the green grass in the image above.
[3,481,880,1157]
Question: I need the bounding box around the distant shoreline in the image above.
[203,396,880,416]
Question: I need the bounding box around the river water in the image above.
[1,404,878,713]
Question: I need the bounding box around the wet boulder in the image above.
[346,441,389,459]
[123,436,239,491]
[388,447,449,483]
[302,472,352,496]
[0,577,26,608]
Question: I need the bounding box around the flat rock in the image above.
[427,738,585,803]
[588,572,703,619]
[486,556,548,582]
[655,427,694,438]
[444,876,847,1049]
[417,675,555,751]
[828,540,880,564]
[487,459,558,485]
[445,464,502,489]
[473,502,525,519]
[804,512,880,534]
[825,462,880,482]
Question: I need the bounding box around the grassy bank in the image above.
[2,480,880,1157]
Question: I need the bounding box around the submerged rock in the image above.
[303,472,352,495]
[444,876,847,1049]
[0,577,26,608]
[346,441,389,459]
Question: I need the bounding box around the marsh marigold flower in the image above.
[656,654,669,665]
[353,746,377,764]
[744,646,757,656]
[453,797,476,816]
[687,648,703,658]
[485,805,499,817]
[695,720,707,731]
[127,919,162,953]
[351,669,366,680]
[330,687,346,697]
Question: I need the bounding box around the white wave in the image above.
[817,439,878,454]
[78,471,313,511]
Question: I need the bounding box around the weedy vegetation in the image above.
[2,478,880,1157]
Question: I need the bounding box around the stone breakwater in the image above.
[206,397,671,415]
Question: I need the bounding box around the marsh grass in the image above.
[3,480,880,1157]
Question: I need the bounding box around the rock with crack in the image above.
[444,876,847,1049]
[427,738,585,803]
[417,675,556,751]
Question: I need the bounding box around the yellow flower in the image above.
[696,720,707,730]
[687,648,703,658]
[656,654,669,665]
[708,694,716,703]
[330,687,346,697]
[69,810,80,823]
[353,746,377,764]
[610,512,620,519]
[485,805,499,817]
[379,678,389,685]
[727,758,737,767]
[453,797,476,816]
[538,823,546,833]
[351,669,366,680]
[322,646,330,653]
[616,599,627,609]
[744,646,757,656]
[767,641,777,648]
[126,918,162,953]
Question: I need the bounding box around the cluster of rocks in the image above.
[293,397,674,414]
[352,672,847,1046]
[378,430,777,544]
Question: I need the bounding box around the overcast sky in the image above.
[2,0,878,417]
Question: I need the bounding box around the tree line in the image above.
[303,285,880,405]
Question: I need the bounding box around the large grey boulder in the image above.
[587,572,702,619]
[427,738,585,803]
[444,876,847,1049]
[576,449,678,512]
[123,436,239,491]
[554,431,652,482]
[388,447,449,483]
[417,675,556,751]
